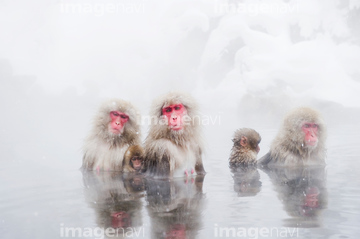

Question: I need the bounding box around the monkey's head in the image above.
[148,92,200,145]
[123,145,144,172]
[93,99,141,144]
[281,107,327,151]
[232,128,261,153]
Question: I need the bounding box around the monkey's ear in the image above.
[240,136,248,147]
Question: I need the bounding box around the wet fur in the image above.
[82,99,141,171]
[229,128,261,166]
[258,107,327,166]
[143,92,205,177]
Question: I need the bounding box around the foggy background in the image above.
[1,1,360,238]
[1,0,360,171]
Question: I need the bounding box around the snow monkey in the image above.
[258,107,327,167]
[229,128,261,167]
[82,99,141,171]
[143,92,205,178]
[122,145,144,173]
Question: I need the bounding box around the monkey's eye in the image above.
[112,112,120,117]
[312,124,319,129]
[174,105,181,110]
[303,123,311,128]
[120,114,128,119]
[165,108,172,113]
[131,157,142,161]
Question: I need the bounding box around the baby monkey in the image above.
[122,145,144,173]
[229,128,261,167]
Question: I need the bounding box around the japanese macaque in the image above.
[258,107,327,167]
[229,128,261,167]
[143,92,205,178]
[82,99,141,171]
[122,145,144,173]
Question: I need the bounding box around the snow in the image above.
[0,0,359,109]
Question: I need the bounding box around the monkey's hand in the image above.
[184,168,195,177]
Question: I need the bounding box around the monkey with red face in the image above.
[143,92,205,178]
[258,107,327,166]
[82,99,141,171]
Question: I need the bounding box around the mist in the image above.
[1,0,359,166]
[1,1,360,238]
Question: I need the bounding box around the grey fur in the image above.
[229,128,261,166]
[258,107,327,166]
[82,99,141,171]
[143,92,205,177]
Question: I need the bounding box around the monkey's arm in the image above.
[257,152,272,168]
[122,164,135,173]
[195,147,206,175]
[82,154,95,170]
[122,154,135,173]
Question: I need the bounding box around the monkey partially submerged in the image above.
[229,128,261,167]
[143,92,205,178]
[258,107,327,167]
[82,99,141,171]
[122,145,144,173]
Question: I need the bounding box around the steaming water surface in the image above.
[0,124,359,239]
[1,1,359,238]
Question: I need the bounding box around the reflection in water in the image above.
[230,166,262,197]
[82,171,145,237]
[260,166,327,228]
[145,176,206,239]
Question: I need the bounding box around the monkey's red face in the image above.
[109,111,129,134]
[162,104,187,131]
[302,122,318,147]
